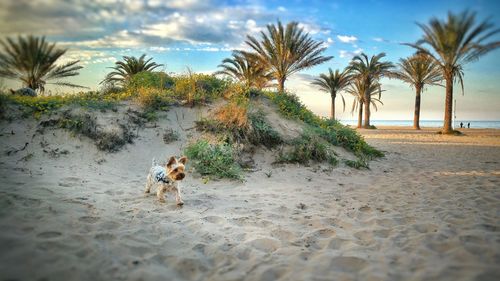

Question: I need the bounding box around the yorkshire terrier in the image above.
[145,156,188,205]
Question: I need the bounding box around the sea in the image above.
[339,120,500,129]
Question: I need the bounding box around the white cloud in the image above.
[337,35,358,43]
[277,6,287,12]
[339,48,363,58]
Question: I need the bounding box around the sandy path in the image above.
[0,122,499,281]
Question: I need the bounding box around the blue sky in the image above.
[1,0,499,120]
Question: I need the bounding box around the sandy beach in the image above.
[1,116,499,281]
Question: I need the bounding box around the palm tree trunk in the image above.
[443,74,453,134]
[363,89,371,128]
[413,85,422,130]
[357,102,363,128]
[277,78,285,93]
[330,94,336,119]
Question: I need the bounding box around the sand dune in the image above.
[1,114,499,280]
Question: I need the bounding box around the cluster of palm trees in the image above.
[0,11,498,133]
[217,11,499,132]
[312,53,394,128]
[217,21,332,93]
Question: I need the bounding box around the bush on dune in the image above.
[277,131,338,165]
[173,72,229,106]
[196,100,282,148]
[0,91,118,119]
[265,91,383,159]
[184,139,242,180]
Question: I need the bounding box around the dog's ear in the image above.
[178,156,188,165]
[166,156,177,168]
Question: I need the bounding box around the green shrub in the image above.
[126,71,174,90]
[173,73,228,105]
[184,140,242,180]
[265,91,383,159]
[0,91,118,118]
[133,87,174,111]
[278,132,337,165]
[57,112,134,152]
[248,112,282,148]
[163,128,180,143]
[344,158,369,169]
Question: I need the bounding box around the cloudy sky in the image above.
[1,0,499,121]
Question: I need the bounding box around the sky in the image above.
[1,0,499,121]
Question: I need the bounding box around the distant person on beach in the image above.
[460,122,463,128]
[468,122,470,128]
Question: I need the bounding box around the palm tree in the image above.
[215,51,272,90]
[346,79,384,128]
[101,54,163,86]
[311,68,351,119]
[0,35,85,93]
[406,10,500,134]
[348,53,394,128]
[245,21,333,93]
[394,53,442,129]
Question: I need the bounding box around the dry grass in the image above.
[213,101,249,130]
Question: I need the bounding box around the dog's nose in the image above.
[178,173,185,180]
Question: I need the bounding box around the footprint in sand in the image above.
[413,223,438,233]
[192,243,207,254]
[58,177,83,187]
[95,233,115,240]
[329,256,368,272]
[248,238,280,253]
[373,229,391,238]
[79,216,100,223]
[37,231,62,238]
[327,237,354,250]
[202,216,226,224]
[353,230,375,246]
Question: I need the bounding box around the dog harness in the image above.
[152,166,172,184]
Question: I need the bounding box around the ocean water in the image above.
[339,120,500,129]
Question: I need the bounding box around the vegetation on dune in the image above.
[184,139,242,180]
[407,10,500,134]
[195,100,283,149]
[0,35,85,93]
[1,70,229,119]
[245,21,332,93]
[311,68,352,120]
[277,131,338,165]
[215,51,273,90]
[41,111,135,152]
[265,91,383,159]
[172,70,229,106]
[394,52,442,130]
[348,53,394,129]
[1,91,117,119]
[101,54,163,86]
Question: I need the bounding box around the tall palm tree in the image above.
[101,54,163,86]
[245,21,333,93]
[406,10,500,134]
[0,35,85,93]
[311,68,351,119]
[346,79,384,128]
[394,53,442,129]
[215,51,272,90]
[348,53,394,128]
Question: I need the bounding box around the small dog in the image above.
[145,156,188,205]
